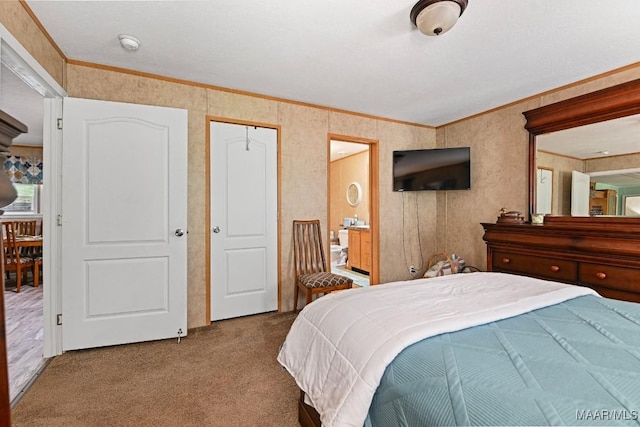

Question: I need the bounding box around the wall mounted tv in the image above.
[393,147,471,191]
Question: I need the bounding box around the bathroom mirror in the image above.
[346,181,362,207]
[523,78,640,219]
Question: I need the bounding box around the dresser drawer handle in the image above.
[550,265,560,272]
[595,272,607,280]
[501,258,511,264]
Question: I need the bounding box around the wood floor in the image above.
[3,283,44,405]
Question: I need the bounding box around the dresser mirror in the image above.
[523,78,640,219]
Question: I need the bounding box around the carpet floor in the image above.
[11,311,299,427]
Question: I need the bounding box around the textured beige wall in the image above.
[6,1,640,327]
[65,64,435,326]
[439,66,640,270]
[329,150,369,236]
[0,1,65,86]
[378,121,437,281]
[586,153,640,173]
[533,150,640,217]
[436,103,534,270]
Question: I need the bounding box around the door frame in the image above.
[205,116,281,323]
[0,24,67,356]
[327,134,380,285]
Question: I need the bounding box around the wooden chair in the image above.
[292,220,353,311]
[2,222,35,293]
[14,220,40,258]
[14,220,37,236]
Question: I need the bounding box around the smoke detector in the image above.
[118,34,141,51]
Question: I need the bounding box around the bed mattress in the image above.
[278,272,597,426]
[366,295,640,426]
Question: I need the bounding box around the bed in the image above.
[277,272,640,426]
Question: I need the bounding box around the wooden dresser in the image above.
[482,216,640,303]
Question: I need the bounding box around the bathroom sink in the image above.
[350,224,369,229]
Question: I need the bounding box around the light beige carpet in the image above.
[12,311,299,427]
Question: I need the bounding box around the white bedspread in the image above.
[277,272,598,427]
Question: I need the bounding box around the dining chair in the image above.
[14,220,42,259]
[292,220,353,311]
[32,255,43,288]
[2,222,35,293]
[14,220,37,236]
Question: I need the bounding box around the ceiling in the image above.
[537,114,640,160]
[5,1,640,150]
[23,0,640,128]
[330,140,369,162]
[537,115,640,188]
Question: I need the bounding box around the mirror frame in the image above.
[523,78,640,218]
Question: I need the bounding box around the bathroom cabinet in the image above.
[348,228,370,274]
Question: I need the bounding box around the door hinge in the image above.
[57,118,63,130]
[57,214,62,226]
[57,314,62,325]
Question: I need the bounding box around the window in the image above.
[2,183,40,214]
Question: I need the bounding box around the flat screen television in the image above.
[393,147,470,191]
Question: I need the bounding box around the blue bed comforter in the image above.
[366,295,640,426]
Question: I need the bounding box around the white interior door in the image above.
[571,170,590,216]
[61,97,188,351]
[210,122,277,321]
[536,168,552,214]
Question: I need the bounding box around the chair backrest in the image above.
[2,222,20,267]
[293,220,327,277]
[14,220,37,236]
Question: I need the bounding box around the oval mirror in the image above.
[346,182,362,207]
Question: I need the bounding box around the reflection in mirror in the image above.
[535,167,553,215]
[536,114,640,216]
[626,195,640,215]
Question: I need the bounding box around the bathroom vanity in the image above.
[347,227,370,274]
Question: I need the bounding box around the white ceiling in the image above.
[330,140,369,162]
[23,0,640,127]
[5,1,640,152]
[537,114,640,160]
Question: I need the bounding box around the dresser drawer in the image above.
[579,263,640,294]
[492,251,577,282]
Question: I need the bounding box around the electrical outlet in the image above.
[409,265,416,274]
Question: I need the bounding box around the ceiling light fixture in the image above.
[118,34,141,51]
[410,0,468,36]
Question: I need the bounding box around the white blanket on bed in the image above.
[277,272,598,427]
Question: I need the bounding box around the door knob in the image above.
[213,226,221,233]
[175,229,185,237]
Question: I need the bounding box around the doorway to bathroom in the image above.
[328,135,379,287]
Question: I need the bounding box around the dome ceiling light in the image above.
[410,0,468,36]
[118,34,141,51]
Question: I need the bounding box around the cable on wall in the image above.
[402,191,425,275]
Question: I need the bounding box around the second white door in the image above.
[210,122,277,321]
